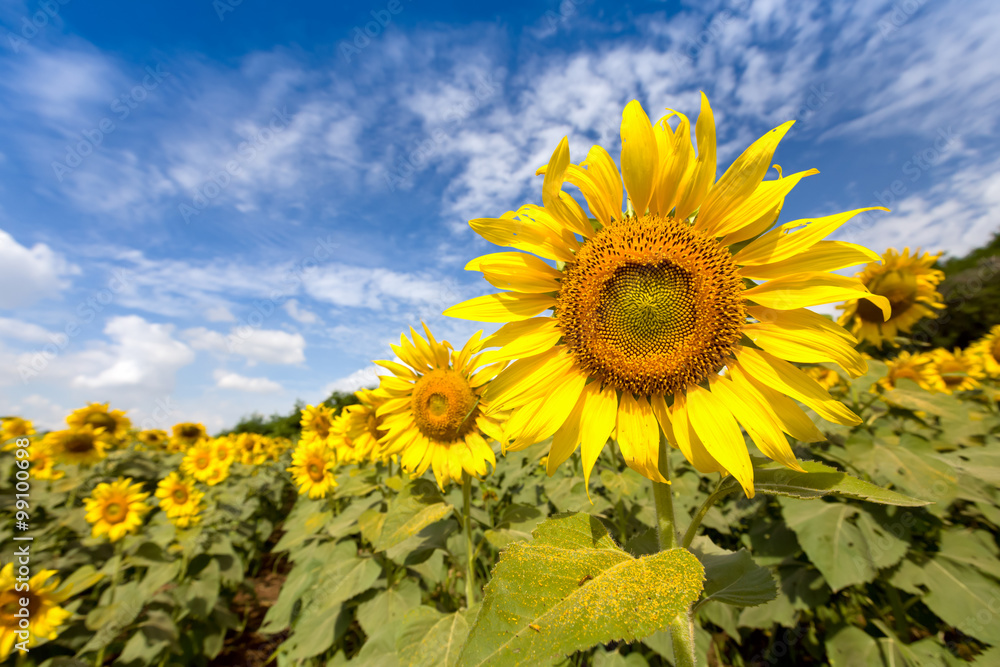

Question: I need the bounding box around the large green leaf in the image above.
[842,432,957,505]
[779,499,909,592]
[457,513,703,666]
[918,555,1000,645]
[397,605,479,667]
[356,579,422,637]
[374,479,454,553]
[690,538,777,608]
[826,626,883,667]
[743,458,929,506]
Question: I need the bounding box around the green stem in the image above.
[95,543,123,666]
[462,472,476,608]
[681,479,733,549]
[651,435,696,667]
[886,584,908,639]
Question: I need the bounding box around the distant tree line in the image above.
[216,390,365,439]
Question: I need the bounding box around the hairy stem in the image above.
[462,472,476,608]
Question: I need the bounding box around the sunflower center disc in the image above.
[66,434,96,453]
[558,214,746,396]
[857,270,918,322]
[411,369,478,442]
[85,412,117,431]
[172,489,188,503]
[105,502,124,523]
[307,462,325,482]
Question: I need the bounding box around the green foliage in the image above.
[218,389,363,438]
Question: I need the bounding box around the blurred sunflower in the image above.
[805,366,842,391]
[181,440,221,483]
[202,461,231,486]
[84,477,150,542]
[838,248,944,347]
[211,436,237,466]
[288,439,338,498]
[66,403,131,443]
[925,348,984,394]
[375,324,505,489]
[300,404,336,444]
[30,442,64,481]
[43,425,113,466]
[137,429,169,450]
[170,422,208,452]
[155,473,204,527]
[0,563,72,659]
[877,350,935,392]
[969,324,1000,377]
[1,417,34,450]
[338,388,390,463]
[446,95,889,497]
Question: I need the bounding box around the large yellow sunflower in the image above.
[84,477,150,542]
[0,563,72,659]
[43,425,113,466]
[155,472,204,527]
[446,95,889,497]
[169,422,208,452]
[925,348,984,394]
[375,325,505,489]
[288,439,338,498]
[66,403,132,442]
[969,324,1000,377]
[877,350,935,392]
[338,389,390,464]
[837,248,945,347]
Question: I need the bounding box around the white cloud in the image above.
[213,369,282,393]
[184,326,306,365]
[322,365,381,395]
[302,265,458,310]
[283,298,319,324]
[70,315,194,391]
[0,229,78,308]
[0,317,53,343]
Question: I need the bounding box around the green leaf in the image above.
[375,479,454,553]
[690,538,777,608]
[842,433,957,505]
[918,555,1000,645]
[397,605,479,667]
[826,626,883,667]
[357,579,422,637]
[779,499,909,592]
[457,513,703,666]
[746,458,929,506]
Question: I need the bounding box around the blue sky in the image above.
[2,0,999,432]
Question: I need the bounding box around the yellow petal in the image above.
[482,347,574,409]
[620,100,659,215]
[445,292,556,322]
[374,359,417,380]
[582,145,624,222]
[579,383,618,489]
[540,137,595,238]
[466,252,562,293]
[685,385,754,498]
[736,348,861,426]
[652,112,693,216]
[669,394,725,474]
[470,212,576,263]
[709,375,803,472]
[479,317,563,365]
[506,369,587,451]
[713,168,818,239]
[744,322,867,377]
[739,240,881,280]
[745,272,891,319]
[696,121,795,235]
[548,386,590,475]
[674,92,717,221]
[747,305,857,344]
[649,393,679,449]
[615,392,666,483]
[734,208,887,266]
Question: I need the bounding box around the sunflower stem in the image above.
[462,472,476,608]
[652,436,696,667]
[681,478,733,549]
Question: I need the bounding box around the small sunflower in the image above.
[338,389,390,463]
[925,348,985,394]
[155,473,204,527]
[137,429,169,450]
[0,563,72,659]
[288,439,338,498]
[170,422,208,452]
[838,248,945,348]
[301,404,336,443]
[30,442,64,481]
[66,403,132,442]
[805,366,843,391]
[211,436,236,466]
[1,417,34,449]
[180,440,217,482]
[969,324,1000,378]
[202,461,231,486]
[84,477,151,542]
[446,95,888,496]
[375,324,505,489]
[877,350,935,392]
[43,425,113,466]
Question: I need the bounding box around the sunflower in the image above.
[211,436,236,466]
[446,95,889,497]
[201,461,231,486]
[155,473,204,527]
[301,404,336,443]
[338,389,390,463]
[169,422,208,452]
[288,439,338,498]
[374,324,505,489]
[84,477,151,542]
[805,366,843,391]
[30,442,64,481]
[66,403,132,442]
[0,563,72,659]
[969,324,1000,377]
[925,348,984,394]
[837,248,945,348]
[877,350,935,392]
[137,429,169,450]
[43,425,113,466]
[181,440,217,482]
[1,417,34,450]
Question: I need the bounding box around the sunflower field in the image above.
[4,97,1000,667]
